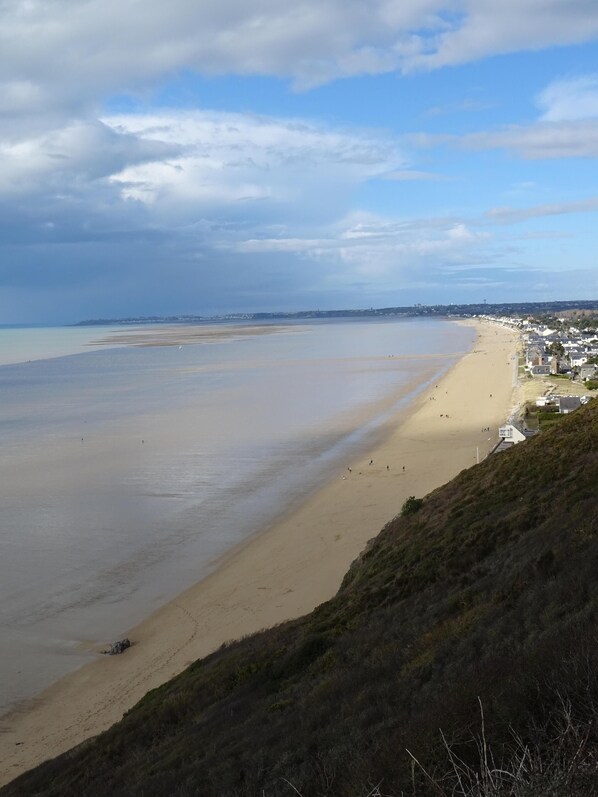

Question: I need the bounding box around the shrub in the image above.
[401,496,423,516]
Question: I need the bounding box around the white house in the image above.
[498,425,526,444]
[569,352,588,367]
[535,396,558,407]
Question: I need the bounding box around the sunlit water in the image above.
[0,319,474,714]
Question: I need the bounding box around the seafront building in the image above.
[481,313,596,455]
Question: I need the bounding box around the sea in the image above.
[0,318,475,715]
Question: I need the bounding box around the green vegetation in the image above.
[529,310,598,333]
[400,495,423,516]
[524,401,568,431]
[3,401,598,797]
[537,414,567,430]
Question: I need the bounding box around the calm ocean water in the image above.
[0,319,474,714]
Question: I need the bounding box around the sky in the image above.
[2,1,598,323]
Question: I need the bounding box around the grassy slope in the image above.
[4,401,598,796]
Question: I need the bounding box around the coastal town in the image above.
[479,312,597,452]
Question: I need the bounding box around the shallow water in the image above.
[0,318,474,714]
[0,324,132,367]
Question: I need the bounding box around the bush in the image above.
[401,496,423,516]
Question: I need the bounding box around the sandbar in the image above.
[88,323,293,348]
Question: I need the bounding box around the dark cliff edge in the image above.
[4,401,598,796]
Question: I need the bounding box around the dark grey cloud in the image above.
[2,2,598,321]
[0,104,412,322]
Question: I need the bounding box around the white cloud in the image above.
[2,0,598,130]
[447,223,475,241]
[227,214,492,285]
[537,73,598,121]
[0,106,403,224]
[381,169,448,181]
[409,70,598,160]
[461,120,598,158]
[487,196,598,224]
[102,110,403,224]
[0,106,406,275]
[412,117,598,159]
[0,0,438,118]
[405,0,598,71]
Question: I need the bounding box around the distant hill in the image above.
[75,299,598,326]
[4,401,598,796]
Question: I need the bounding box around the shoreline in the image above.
[0,320,519,786]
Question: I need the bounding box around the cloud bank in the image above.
[3,0,598,124]
[2,1,598,320]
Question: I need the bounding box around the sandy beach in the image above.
[0,320,518,786]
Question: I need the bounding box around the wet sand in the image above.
[0,320,518,786]
[88,323,292,347]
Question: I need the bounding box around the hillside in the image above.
[3,400,598,796]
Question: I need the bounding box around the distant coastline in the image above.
[74,298,598,326]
